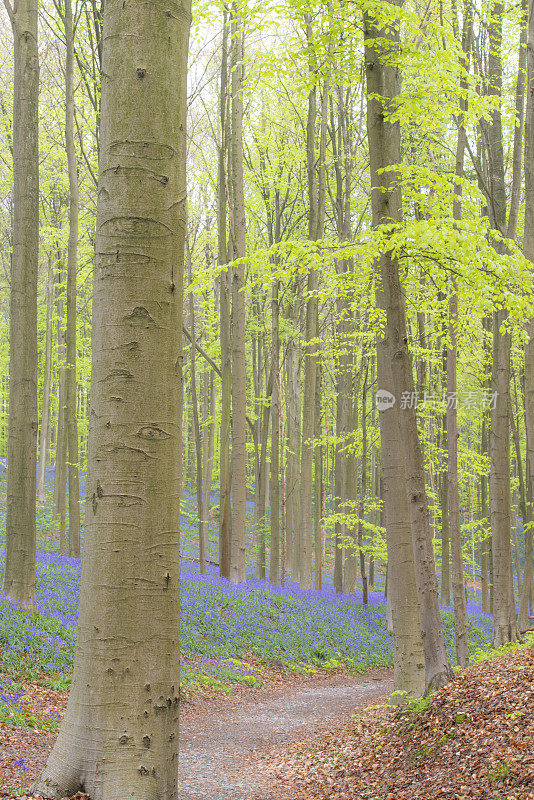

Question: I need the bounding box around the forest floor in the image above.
[0,667,393,798]
[1,642,533,799]
[259,641,534,800]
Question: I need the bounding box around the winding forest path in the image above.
[179,669,393,800]
[0,668,393,798]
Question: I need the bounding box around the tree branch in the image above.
[2,0,14,24]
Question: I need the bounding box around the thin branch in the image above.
[2,0,14,24]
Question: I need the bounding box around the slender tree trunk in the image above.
[201,370,216,550]
[486,0,520,646]
[333,290,349,594]
[187,248,205,572]
[218,9,231,579]
[358,356,369,605]
[440,410,451,604]
[285,292,301,578]
[229,7,247,584]
[299,21,325,589]
[448,12,470,663]
[343,353,360,593]
[65,0,81,559]
[519,0,534,632]
[37,260,54,504]
[270,280,280,585]
[365,4,425,700]
[2,0,39,608]
[313,360,323,591]
[447,293,468,665]
[36,0,189,789]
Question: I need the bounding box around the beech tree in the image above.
[1,0,39,607]
[35,0,190,794]
[364,0,426,699]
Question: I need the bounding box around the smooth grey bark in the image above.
[35,0,190,792]
[343,363,360,595]
[299,23,325,589]
[201,369,216,551]
[520,0,534,631]
[2,0,39,608]
[187,245,206,572]
[218,9,231,579]
[229,6,247,584]
[270,279,280,586]
[64,0,81,559]
[447,292,468,666]
[285,287,302,578]
[448,7,470,665]
[480,320,492,613]
[53,258,67,555]
[365,3,425,700]
[358,356,369,605]
[440,409,451,605]
[313,359,323,591]
[485,0,520,646]
[333,290,349,594]
[37,261,54,504]
[506,0,527,241]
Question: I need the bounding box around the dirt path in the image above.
[0,670,393,798]
[179,670,393,800]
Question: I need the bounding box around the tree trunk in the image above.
[365,4,425,700]
[187,246,205,572]
[485,0,520,646]
[37,260,54,504]
[313,359,323,591]
[520,0,534,633]
[440,410,451,605]
[2,0,39,608]
[270,279,280,586]
[447,292,468,665]
[35,0,189,791]
[285,291,302,578]
[65,0,81,559]
[201,369,216,552]
[229,7,247,584]
[54,259,68,556]
[218,9,231,579]
[448,13,470,663]
[358,356,369,605]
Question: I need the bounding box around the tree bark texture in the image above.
[2,0,39,608]
[36,0,190,793]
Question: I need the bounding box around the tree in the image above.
[1,0,39,608]
[64,0,81,558]
[35,0,190,792]
[229,3,247,584]
[364,0,425,700]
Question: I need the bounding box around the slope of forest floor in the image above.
[260,639,534,800]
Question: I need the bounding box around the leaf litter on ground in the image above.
[261,641,534,800]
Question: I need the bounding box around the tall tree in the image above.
[448,0,471,668]
[36,0,190,791]
[485,0,521,645]
[364,0,426,699]
[520,0,534,632]
[37,261,54,504]
[229,4,247,583]
[1,0,39,607]
[218,8,232,579]
[64,0,81,558]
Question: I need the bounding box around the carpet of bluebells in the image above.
[0,464,494,731]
